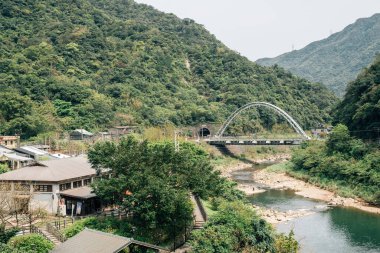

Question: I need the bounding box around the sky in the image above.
[134,0,380,61]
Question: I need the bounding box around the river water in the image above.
[231,165,380,253]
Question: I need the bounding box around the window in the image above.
[0,183,11,191]
[14,183,30,192]
[34,185,52,192]
[59,183,71,191]
[73,180,82,188]
[83,178,91,186]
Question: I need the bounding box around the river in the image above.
[231,165,380,253]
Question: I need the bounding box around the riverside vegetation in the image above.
[0,0,336,139]
[288,56,380,205]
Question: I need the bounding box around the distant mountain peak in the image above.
[256,13,380,97]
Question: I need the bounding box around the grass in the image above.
[201,199,218,218]
[265,161,290,173]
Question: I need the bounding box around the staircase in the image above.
[190,195,207,229]
[15,224,62,246]
[40,228,62,246]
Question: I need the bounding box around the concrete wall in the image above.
[30,184,59,214]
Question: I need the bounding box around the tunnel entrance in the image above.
[198,128,211,137]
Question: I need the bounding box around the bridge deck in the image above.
[206,139,305,145]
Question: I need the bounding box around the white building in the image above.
[0,145,34,169]
[0,156,102,216]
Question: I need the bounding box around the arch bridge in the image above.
[207,102,310,146]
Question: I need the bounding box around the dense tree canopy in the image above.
[334,55,380,140]
[291,125,380,204]
[0,0,337,138]
[88,137,238,241]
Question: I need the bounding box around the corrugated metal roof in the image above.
[72,129,93,136]
[60,186,96,199]
[52,228,132,253]
[16,146,49,155]
[0,145,13,154]
[2,153,33,162]
[0,156,96,182]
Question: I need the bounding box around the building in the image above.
[0,136,20,149]
[0,145,34,170]
[0,156,102,215]
[69,129,93,140]
[52,228,169,253]
[15,146,51,160]
[108,126,138,137]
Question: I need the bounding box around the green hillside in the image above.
[0,0,337,138]
[257,14,380,97]
[334,55,380,140]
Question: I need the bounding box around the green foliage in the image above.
[257,14,380,96]
[63,216,135,239]
[275,230,299,253]
[0,163,9,174]
[0,226,19,244]
[334,55,380,140]
[62,217,95,238]
[0,0,336,139]
[291,127,380,204]
[7,234,54,253]
[88,136,228,241]
[0,243,13,253]
[190,200,276,253]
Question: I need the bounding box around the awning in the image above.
[59,186,97,199]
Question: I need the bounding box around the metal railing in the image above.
[46,223,66,242]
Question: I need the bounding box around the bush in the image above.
[0,226,19,243]
[275,230,299,253]
[8,234,54,253]
[63,217,97,238]
[190,200,276,253]
[0,243,13,253]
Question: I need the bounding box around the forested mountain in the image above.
[257,14,380,97]
[334,55,380,140]
[0,0,337,138]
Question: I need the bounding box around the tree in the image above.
[326,124,352,155]
[88,136,221,240]
[190,201,276,253]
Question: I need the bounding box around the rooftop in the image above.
[71,129,93,136]
[15,146,49,156]
[52,228,132,253]
[0,156,96,182]
[60,186,96,199]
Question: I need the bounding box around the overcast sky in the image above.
[135,0,380,61]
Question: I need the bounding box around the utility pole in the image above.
[174,131,180,152]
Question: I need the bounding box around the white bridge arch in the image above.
[215,102,310,140]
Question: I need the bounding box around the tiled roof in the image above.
[0,156,96,182]
[52,228,132,253]
[60,186,96,199]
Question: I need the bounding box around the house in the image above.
[14,146,51,160]
[0,145,34,170]
[69,129,93,140]
[52,228,169,253]
[0,136,20,149]
[108,126,138,137]
[95,131,112,141]
[0,156,102,215]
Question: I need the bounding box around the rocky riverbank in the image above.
[253,168,380,214]
[218,156,380,225]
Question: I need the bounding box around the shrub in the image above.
[0,226,19,243]
[8,234,54,253]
